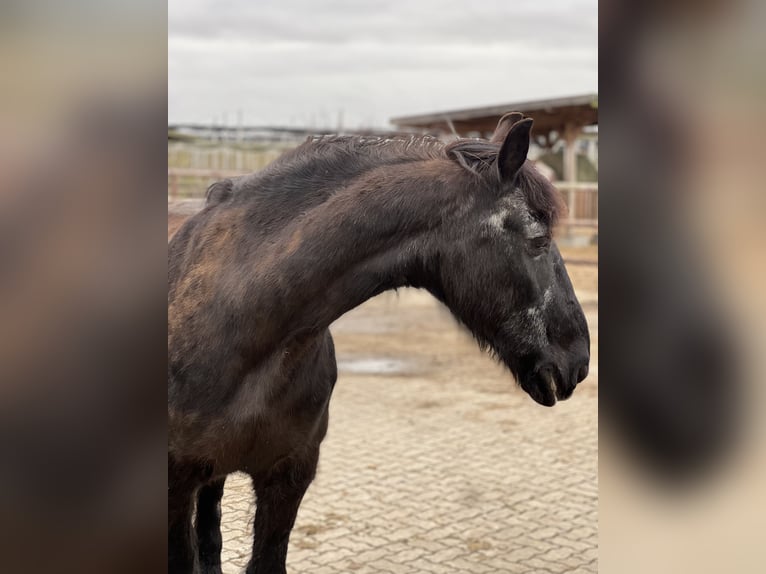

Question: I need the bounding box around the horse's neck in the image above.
[254,161,456,344]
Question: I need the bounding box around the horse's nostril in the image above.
[576,363,589,383]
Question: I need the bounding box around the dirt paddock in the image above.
[169,201,597,573]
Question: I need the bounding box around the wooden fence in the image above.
[168,142,291,171]
[557,182,598,229]
[168,167,250,200]
[168,141,295,199]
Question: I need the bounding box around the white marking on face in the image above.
[483,193,544,239]
[486,210,508,233]
[484,196,522,235]
[484,195,555,350]
[523,287,553,346]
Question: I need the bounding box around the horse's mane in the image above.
[271,134,565,228]
[279,134,447,165]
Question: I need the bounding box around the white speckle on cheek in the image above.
[523,287,552,346]
[542,286,553,307]
[525,307,547,346]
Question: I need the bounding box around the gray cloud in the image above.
[169,0,597,127]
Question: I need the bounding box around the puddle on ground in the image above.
[336,357,414,375]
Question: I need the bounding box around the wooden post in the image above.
[562,122,579,183]
[562,123,580,224]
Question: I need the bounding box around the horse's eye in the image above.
[529,236,550,254]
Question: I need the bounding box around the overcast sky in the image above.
[168,0,597,128]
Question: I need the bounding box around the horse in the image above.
[168,113,590,573]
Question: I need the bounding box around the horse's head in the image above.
[432,113,590,406]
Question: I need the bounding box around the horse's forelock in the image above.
[516,162,566,229]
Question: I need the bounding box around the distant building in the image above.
[391,94,598,183]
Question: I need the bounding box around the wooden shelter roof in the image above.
[390,94,598,136]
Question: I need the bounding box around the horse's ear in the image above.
[497,118,533,181]
[490,112,524,143]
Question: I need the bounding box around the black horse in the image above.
[168,113,590,573]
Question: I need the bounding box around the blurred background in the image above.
[599,0,766,572]
[0,0,764,572]
[0,2,167,573]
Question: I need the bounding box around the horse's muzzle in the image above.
[521,355,589,407]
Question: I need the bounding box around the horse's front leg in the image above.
[246,447,320,574]
[195,476,226,574]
